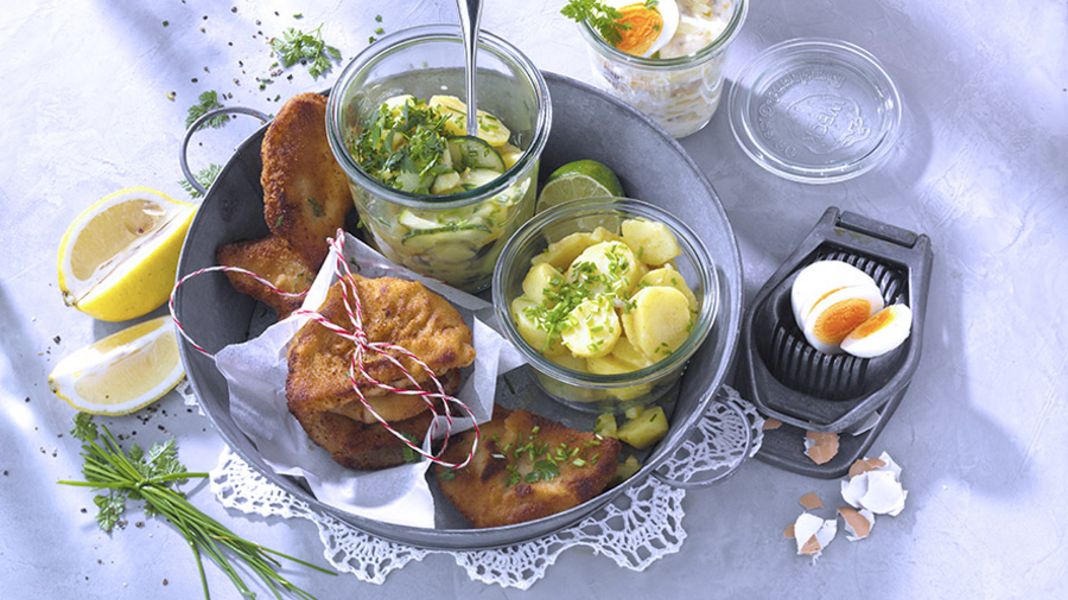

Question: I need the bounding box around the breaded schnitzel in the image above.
[261,93,352,267]
[215,235,315,319]
[287,276,476,469]
[436,409,621,528]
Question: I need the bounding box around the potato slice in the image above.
[640,265,698,312]
[498,143,524,169]
[613,455,642,483]
[532,231,599,270]
[561,297,621,358]
[610,336,654,370]
[623,286,692,360]
[617,406,669,449]
[622,219,682,266]
[594,412,618,438]
[586,355,653,401]
[428,95,511,147]
[568,241,642,295]
[522,262,563,305]
[511,296,566,355]
[548,352,588,371]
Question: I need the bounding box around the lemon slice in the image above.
[49,316,185,415]
[58,187,195,322]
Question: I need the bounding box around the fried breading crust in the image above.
[286,276,476,416]
[215,235,316,319]
[261,93,352,266]
[436,409,622,528]
[286,277,476,470]
[294,370,462,470]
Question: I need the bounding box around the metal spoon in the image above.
[456,0,483,136]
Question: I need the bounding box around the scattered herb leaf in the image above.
[178,163,222,198]
[270,25,341,79]
[185,90,229,129]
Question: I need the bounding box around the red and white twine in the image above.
[169,230,479,469]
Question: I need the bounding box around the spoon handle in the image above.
[456,0,484,136]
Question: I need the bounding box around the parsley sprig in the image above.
[185,90,230,130]
[494,425,599,487]
[59,414,333,599]
[179,163,222,199]
[270,25,341,79]
[561,0,630,45]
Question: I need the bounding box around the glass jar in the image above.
[327,25,551,292]
[492,198,720,413]
[578,0,748,138]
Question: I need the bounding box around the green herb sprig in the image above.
[59,414,333,599]
[561,0,629,45]
[179,163,222,199]
[270,25,341,79]
[186,91,230,130]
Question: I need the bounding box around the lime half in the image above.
[537,160,624,213]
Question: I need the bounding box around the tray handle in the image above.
[179,106,270,196]
[651,388,753,489]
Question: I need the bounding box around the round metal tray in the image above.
[174,72,743,550]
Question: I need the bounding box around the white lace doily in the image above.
[209,387,763,590]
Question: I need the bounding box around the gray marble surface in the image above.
[1,0,1065,598]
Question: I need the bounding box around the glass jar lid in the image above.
[728,38,902,184]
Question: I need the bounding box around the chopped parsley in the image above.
[307,196,324,217]
[185,90,229,129]
[350,98,455,194]
[495,425,591,487]
[270,25,341,79]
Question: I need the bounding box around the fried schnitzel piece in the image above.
[436,409,621,528]
[216,235,316,319]
[287,276,476,470]
[261,93,352,266]
[297,370,462,470]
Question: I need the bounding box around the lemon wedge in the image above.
[57,187,195,322]
[49,316,185,415]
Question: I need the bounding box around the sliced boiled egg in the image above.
[841,304,913,358]
[801,284,885,354]
[605,0,679,58]
[791,260,878,329]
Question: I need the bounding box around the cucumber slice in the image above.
[397,209,441,231]
[431,172,462,195]
[461,168,503,190]
[447,136,505,171]
[394,170,433,194]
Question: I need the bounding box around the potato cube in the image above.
[617,406,669,449]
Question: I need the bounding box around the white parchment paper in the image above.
[214,233,524,528]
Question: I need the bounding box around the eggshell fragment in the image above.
[784,523,796,538]
[848,456,887,478]
[792,512,838,559]
[838,507,875,541]
[799,492,823,510]
[804,431,840,465]
[763,417,783,431]
[840,452,908,516]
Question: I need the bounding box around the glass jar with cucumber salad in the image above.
[493,198,719,412]
[327,25,550,292]
[563,0,747,138]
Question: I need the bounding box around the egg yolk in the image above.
[613,4,664,56]
[849,308,894,339]
[813,299,874,343]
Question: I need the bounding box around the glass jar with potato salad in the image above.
[566,0,747,138]
[493,198,719,412]
[327,26,550,292]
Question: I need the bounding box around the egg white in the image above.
[841,304,913,358]
[791,260,878,329]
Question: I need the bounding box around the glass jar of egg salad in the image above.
[577,0,748,138]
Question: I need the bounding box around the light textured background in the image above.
[1,0,1066,598]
